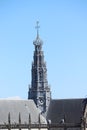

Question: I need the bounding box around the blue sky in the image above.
[0,0,87,99]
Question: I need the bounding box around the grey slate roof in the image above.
[0,99,46,124]
[47,99,85,124]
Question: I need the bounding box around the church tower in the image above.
[28,22,51,113]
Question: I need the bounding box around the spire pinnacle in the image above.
[35,21,40,38]
[33,21,43,46]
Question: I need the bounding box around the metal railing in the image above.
[0,123,82,129]
[0,113,85,130]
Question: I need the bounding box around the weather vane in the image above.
[35,21,40,38]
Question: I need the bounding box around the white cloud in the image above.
[0,96,22,100]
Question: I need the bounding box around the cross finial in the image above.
[35,21,40,38]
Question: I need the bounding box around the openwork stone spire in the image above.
[28,22,51,114]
